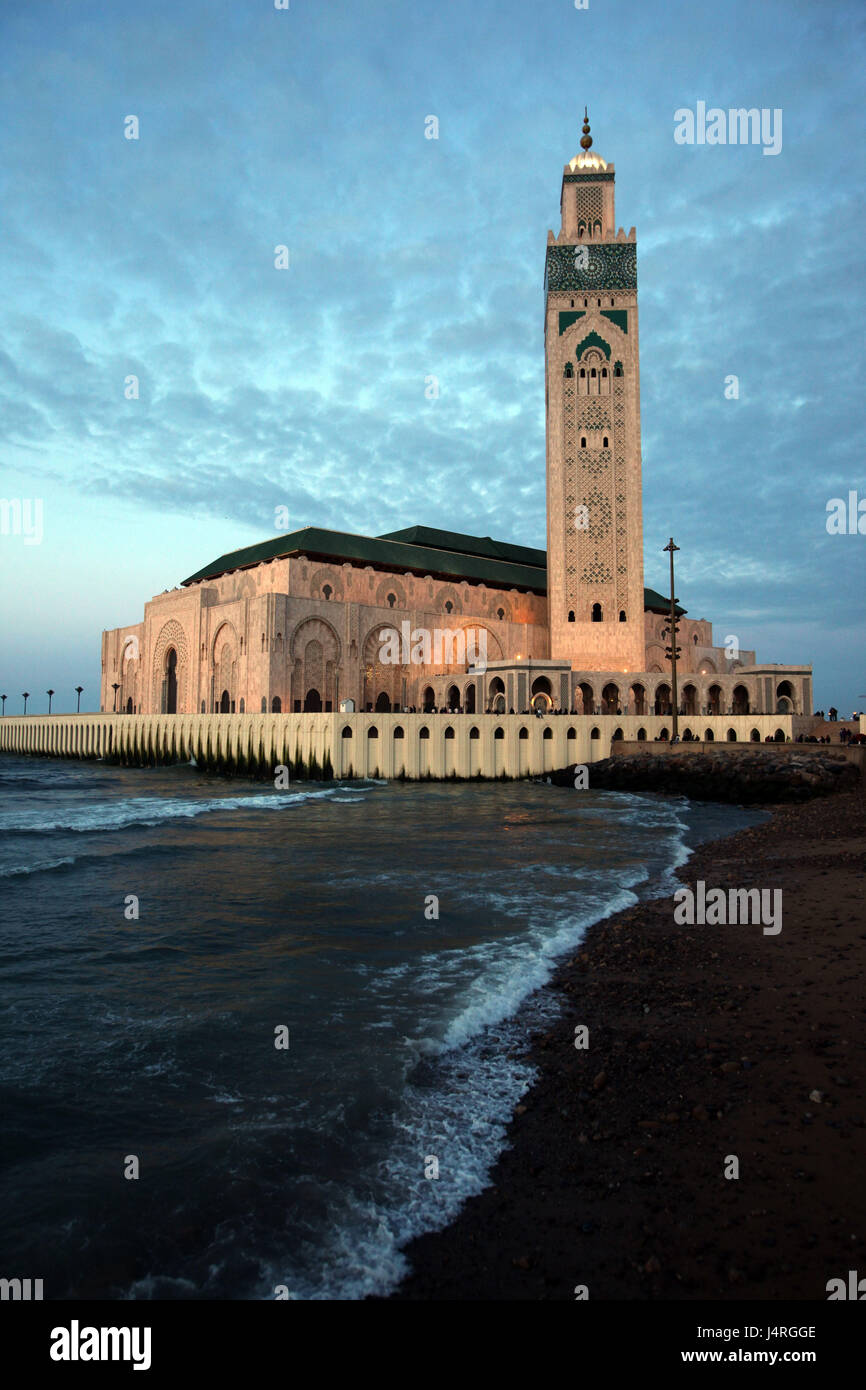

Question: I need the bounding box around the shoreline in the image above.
[389,779,866,1300]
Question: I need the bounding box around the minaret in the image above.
[544,112,645,674]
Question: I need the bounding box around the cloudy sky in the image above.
[1,0,863,713]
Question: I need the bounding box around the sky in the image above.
[0,0,864,714]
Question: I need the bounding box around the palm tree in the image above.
[75,686,84,712]
[47,689,55,714]
[22,692,30,714]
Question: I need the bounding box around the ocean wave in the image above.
[0,784,372,836]
[0,855,77,878]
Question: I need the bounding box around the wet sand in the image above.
[392,780,866,1299]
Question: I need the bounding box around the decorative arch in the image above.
[292,617,341,711]
[310,566,345,603]
[375,575,407,610]
[211,620,239,713]
[152,619,189,713]
[575,330,612,361]
[362,621,408,711]
[435,584,462,616]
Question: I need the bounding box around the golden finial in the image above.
[580,106,592,151]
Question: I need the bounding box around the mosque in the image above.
[100,117,812,725]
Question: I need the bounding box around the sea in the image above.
[0,755,764,1300]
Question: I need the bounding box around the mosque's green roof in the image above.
[181,524,685,613]
[182,526,548,592]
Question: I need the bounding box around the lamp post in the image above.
[1,695,6,716]
[47,689,54,714]
[75,686,83,713]
[22,692,30,714]
[663,538,681,743]
[112,683,120,712]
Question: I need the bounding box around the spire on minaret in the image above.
[580,107,592,151]
[567,107,607,172]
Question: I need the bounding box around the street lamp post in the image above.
[75,686,84,713]
[47,689,54,714]
[663,538,681,743]
[1,695,6,716]
[112,683,120,712]
[22,692,30,715]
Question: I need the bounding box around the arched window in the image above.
[579,367,586,378]
[275,632,283,653]
[497,607,505,620]
[601,367,607,378]
[419,726,430,739]
[445,727,455,740]
[323,584,332,600]
[580,436,587,449]
[387,592,396,608]
[239,698,245,713]
[563,362,574,378]
[519,727,529,740]
[591,602,602,622]
[368,725,378,739]
[261,697,267,713]
[596,296,601,306]
[494,727,505,740]
[469,726,479,740]
[693,633,699,644]
[271,696,281,713]
[568,610,575,622]
[614,363,623,377]
[200,700,206,714]
[570,299,574,307]
[603,436,609,447]
[341,725,353,739]
[394,726,404,739]
[610,298,614,307]
[583,298,588,307]
[444,600,453,614]
[590,367,597,378]
[618,610,626,622]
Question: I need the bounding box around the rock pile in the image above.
[550,749,859,803]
